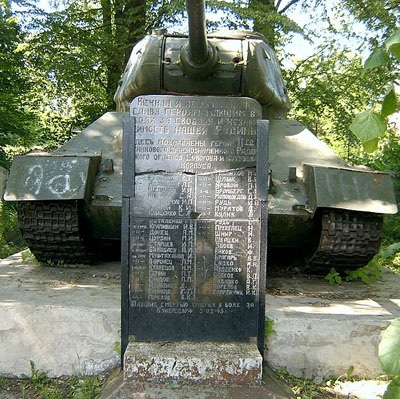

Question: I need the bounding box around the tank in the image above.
[3,0,398,272]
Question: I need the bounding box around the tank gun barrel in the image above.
[186,0,208,64]
[180,0,217,80]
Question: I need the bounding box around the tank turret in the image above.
[114,0,291,120]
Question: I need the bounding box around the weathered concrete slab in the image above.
[0,252,120,377]
[124,342,262,386]
[1,252,400,381]
[265,270,400,380]
[100,366,293,399]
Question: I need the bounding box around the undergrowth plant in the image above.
[379,317,400,399]
[18,361,102,399]
[0,201,26,259]
[325,241,400,285]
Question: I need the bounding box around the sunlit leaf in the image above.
[390,43,400,62]
[379,318,400,375]
[380,243,400,259]
[383,376,400,399]
[385,29,400,50]
[350,111,386,153]
[381,88,398,118]
[362,138,379,153]
[364,49,390,69]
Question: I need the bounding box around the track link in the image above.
[18,200,90,264]
[307,209,383,274]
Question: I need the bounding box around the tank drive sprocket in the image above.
[18,200,91,264]
[307,209,383,274]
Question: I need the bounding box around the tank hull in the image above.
[5,111,396,263]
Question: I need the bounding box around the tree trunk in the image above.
[101,0,147,109]
[249,0,279,48]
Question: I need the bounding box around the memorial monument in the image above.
[121,95,269,390]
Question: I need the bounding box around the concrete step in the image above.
[265,270,400,380]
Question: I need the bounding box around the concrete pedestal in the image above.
[100,366,293,399]
[124,342,262,386]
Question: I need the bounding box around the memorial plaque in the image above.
[122,95,268,348]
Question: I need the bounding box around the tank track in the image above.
[18,200,90,264]
[307,209,383,274]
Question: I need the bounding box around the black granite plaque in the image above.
[122,95,268,347]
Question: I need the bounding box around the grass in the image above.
[274,367,391,399]
[0,362,102,399]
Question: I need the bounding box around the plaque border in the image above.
[121,97,270,359]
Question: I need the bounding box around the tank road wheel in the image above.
[306,209,383,274]
[17,200,91,265]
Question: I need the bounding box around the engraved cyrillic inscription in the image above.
[131,96,260,173]
[126,95,265,342]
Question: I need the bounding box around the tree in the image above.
[207,0,308,50]
[284,44,391,161]
[0,0,40,168]
[350,28,399,153]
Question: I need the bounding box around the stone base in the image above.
[124,342,263,386]
[100,367,293,399]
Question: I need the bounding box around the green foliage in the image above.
[206,0,306,50]
[324,257,383,285]
[381,88,398,118]
[343,0,399,35]
[375,239,400,273]
[379,318,400,376]
[364,49,390,69]
[384,376,400,399]
[344,259,382,284]
[284,46,389,162]
[385,29,400,61]
[380,243,400,259]
[0,1,42,168]
[69,377,101,399]
[114,341,122,357]
[349,111,386,153]
[379,318,400,399]
[21,248,34,262]
[325,268,342,285]
[264,316,276,339]
[275,368,320,399]
[19,361,102,399]
[28,360,51,391]
[350,27,399,153]
[0,201,25,259]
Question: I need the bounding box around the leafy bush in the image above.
[0,201,26,259]
[379,317,400,399]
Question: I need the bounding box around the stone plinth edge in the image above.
[123,341,263,386]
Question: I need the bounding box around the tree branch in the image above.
[287,46,327,81]
[279,0,301,14]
